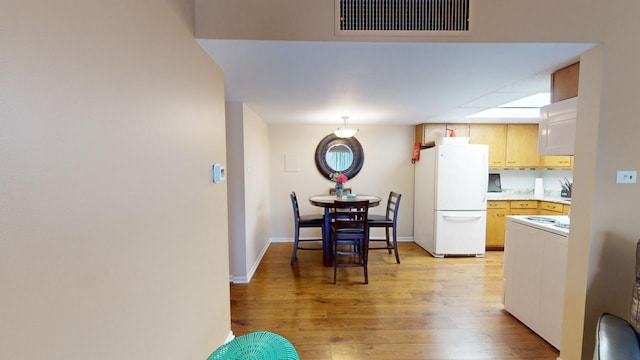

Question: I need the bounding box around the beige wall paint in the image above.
[195,1,640,358]
[195,0,605,42]
[226,102,247,279]
[242,105,271,279]
[561,46,603,360]
[225,103,271,282]
[269,125,415,242]
[1,1,231,358]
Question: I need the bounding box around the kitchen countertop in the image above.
[507,215,570,236]
[486,192,572,205]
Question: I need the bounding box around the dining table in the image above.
[308,194,382,266]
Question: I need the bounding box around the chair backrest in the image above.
[290,191,301,222]
[385,192,402,222]
[329,187,352,195]
[330,200,369,231]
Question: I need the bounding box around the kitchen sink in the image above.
[525,216,558,224]
[523,216,571,231]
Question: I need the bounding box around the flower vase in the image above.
[335,183,344,198]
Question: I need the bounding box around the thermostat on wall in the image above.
[212,164,225,183]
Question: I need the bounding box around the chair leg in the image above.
[333,239,338,284]
[363,238,369,284]
[290,226,299,265]
[385,227,392,254]
[392,226,400,264]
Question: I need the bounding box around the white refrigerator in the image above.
[414,144,488,257]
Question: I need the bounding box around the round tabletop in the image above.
[309,194,382,208]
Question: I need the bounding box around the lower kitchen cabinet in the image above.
[503,220,567,349]
[486,201,509,250]
[510,200,538,215]
[486,199,570,249]
[539,201,565,215]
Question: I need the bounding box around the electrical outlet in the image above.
[616,170,637,184]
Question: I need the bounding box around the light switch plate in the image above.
[616,170,637,184]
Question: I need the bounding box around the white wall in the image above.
[1,1,231,358]
[269,125,415,242]
[492,169,573,196]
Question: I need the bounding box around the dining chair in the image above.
[330,200,370,284]
[329,187,352,195]
[367,191,402,264]
[289,191,324,265]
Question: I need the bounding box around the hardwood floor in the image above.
[229,242,560,359]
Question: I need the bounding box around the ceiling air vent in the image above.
[337,0,470,35]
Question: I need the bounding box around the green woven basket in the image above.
[207,331,299,360]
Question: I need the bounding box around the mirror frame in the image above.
[314,134,364,180]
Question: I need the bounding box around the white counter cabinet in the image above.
[503,218,568,349]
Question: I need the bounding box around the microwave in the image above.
[488,173,502,192]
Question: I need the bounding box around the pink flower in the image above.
[330,173,348,184]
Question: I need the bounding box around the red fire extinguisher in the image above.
[412,143,421,163]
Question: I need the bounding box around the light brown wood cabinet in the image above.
[425,123,570,169]
[470,124,541,168]
[539,201,565,215]
[486,200,569,250]
[486,201,510,250]
[541,155,573,168]
[505,124,540,168]
[510,200,539,215]
[469,124,507,167]
[415,124,445,146]
[551,62,580,102]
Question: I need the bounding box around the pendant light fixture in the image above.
[333,116,359,138]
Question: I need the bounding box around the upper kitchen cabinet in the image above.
[415,124,446,146]
[538,97,577,156]
[471,124,540,168]
[539,63,579,156]
[505,124,540,168]
[541,155,573,168]
[551,62,579,102]
[469,124,507,167]
[415,123,470,146]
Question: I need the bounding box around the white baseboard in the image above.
[225,330,235,343]
[229,240,270,284]
[231,237,415,284]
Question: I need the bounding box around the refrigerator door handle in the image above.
[442,214,484,220]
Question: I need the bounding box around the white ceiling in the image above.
[198,40,594,126]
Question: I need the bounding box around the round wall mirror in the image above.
[315,134,364,180]
[326,144,353,172]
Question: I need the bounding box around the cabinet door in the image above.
[469,124,506,168]
[510,209,538,215]
[539,232,568,349]
[415,124,446,146]
[503,222,543,329]
[541,155,573,168]
[506,124,540,168]
[486,208,508,249]
[539,201,564,213]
